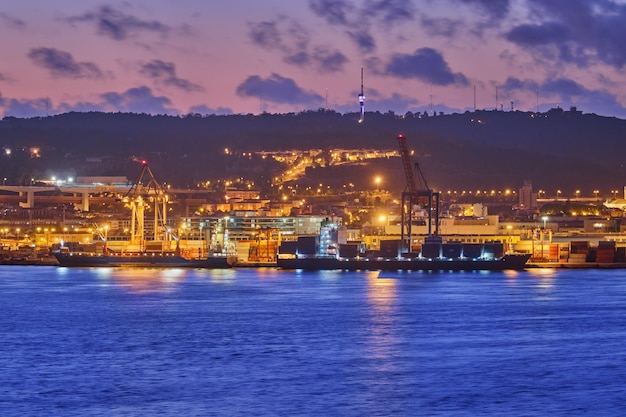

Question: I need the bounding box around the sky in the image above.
[2,0,626,119]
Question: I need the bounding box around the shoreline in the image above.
[3,259,626,269]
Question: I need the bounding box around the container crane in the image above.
[396,134,440,254]
[123,159,171,248]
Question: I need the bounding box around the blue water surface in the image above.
[1,266,626,416]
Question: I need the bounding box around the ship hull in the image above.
[277,254,531,271]
[54,252,232,268]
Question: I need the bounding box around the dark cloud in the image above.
[187,104,233,115]
[0,87,184,117]
[285,49,347,72]
[27,48,103,79]
[502,76,626,117]
[312,49,348,72]
[420,16,462,38]
[236,73,323,105]
[249,19,347,72]
[542,78,588,98]
[507,0,626,68]
[501,77,537,92]
[100,86,175,114]
[67,5,170,41]
[454,0,510,21]
[309,0,351,25]
[57,100,105,114]
[249,21,283,50]
[308,0,414,53]
[385,48,469,86]
[0,97,49,118]
[284,52,310,66]
[0,12,25,29]
[505,22,570,46]
[347,30,376,53]
[365,0,415,24]
[503,76,587,98]
[139,60,204,92]
[249,18,310,54]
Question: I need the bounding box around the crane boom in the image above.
[397,134,416,192]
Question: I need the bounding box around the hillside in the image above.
[0,108,623,195]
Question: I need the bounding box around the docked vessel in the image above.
[54,250,232,268]
[54,160,234,268]
[277,237,531,271]
[278,133,531,271]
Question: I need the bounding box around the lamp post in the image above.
[379,215,387,235]
[375,176,381,191]
[556,189,561,201]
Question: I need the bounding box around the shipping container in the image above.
[462,243,483,259]
[297,236,319,255]
[380,240,401,257]
[422,243,441,258]
[339,244,359,259]
[279,240,298,254]
[442,243,462,258]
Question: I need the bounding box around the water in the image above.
[2,266,626,416]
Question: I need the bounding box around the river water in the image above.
[1,266,626,416]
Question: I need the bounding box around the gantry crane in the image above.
[396,134,440,253]
[123,159,171,248]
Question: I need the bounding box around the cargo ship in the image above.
[54,248,232,268]
[53,160,234,269]
[277,236,531,271]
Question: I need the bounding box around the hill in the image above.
[0,108,623,196]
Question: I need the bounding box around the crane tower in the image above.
[396,134,440,253]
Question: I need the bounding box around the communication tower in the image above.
[358,67,365,123]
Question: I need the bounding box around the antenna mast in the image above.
[358,67,365,123]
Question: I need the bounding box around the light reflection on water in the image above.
[1,266,626,416]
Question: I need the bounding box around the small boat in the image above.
[54,248,232,268]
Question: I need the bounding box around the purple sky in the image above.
[2,0,626,118]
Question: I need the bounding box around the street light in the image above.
[375,176,381,191]
[556,190,561,201]
[379,215,387,235]
[542,216,548,229]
